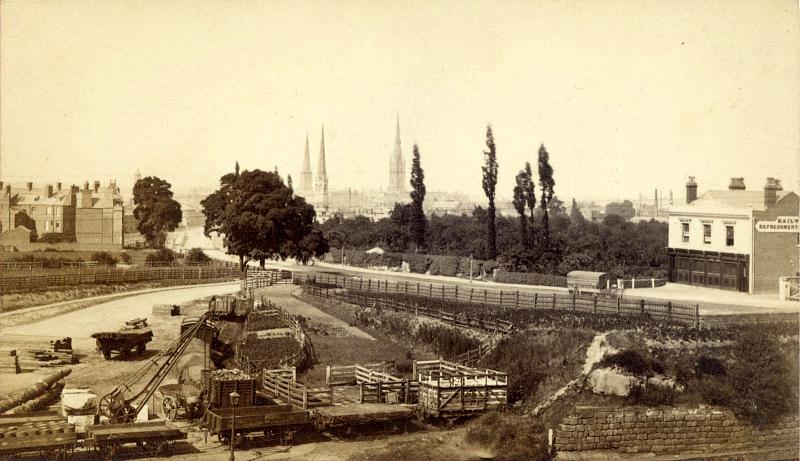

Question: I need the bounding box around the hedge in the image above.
[494,269,568,287]
[428,255,461,277]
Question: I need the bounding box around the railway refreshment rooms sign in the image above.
[755,216,800,233]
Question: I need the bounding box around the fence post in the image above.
[455,285,459,301]
[534,293,538,309]
[417,282,420,296]
[368,279,372,292]
[667,301,672,321]
[515,291,519,309]
[483,290,487,305]
[572,291,576,310]
[593,294,598,314]
[651,277,655,288]
[499,291,503,307]
[552,293,556,310]
[617,297,621,315]
[695,304,700,328]
[469,288,474,304]
[640,299,645,315]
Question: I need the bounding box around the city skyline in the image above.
[1,0,798,203]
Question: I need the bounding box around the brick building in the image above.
[666,177,799,294]
[0,180,124,250]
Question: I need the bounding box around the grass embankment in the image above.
[0,278,237,314]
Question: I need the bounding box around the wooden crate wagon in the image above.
[86,421,186,460]
[0,417,76,461]
[204,405,310,446]
[414,360,507,421]
[567,271,622,298]
[90,330,153,359]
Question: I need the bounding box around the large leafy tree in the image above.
[481,126,499,260]
[201,167,328,270]
[537,144,555,238]
[409,144,427,251]
[133,176,182,248]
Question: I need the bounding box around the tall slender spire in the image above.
[389,114,405,193]
[299,133,313,195]
[314,126,329,207]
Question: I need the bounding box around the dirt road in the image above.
[1,282,240,350]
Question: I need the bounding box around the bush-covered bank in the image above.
[480,329,594,405]
[598,327,799,426]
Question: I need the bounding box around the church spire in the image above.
[389,114,405,193]
[299,133,313,195]
[314,125,329,207]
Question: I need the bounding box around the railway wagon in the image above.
[91,330,153,359]
[0,416,76,461]
[205,405,310,445]
[414,360,508,420]
[86,421,186,460]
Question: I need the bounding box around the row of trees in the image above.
[321,124,667,277]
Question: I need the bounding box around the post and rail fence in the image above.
[301,273,700,327]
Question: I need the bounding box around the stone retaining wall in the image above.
[555,405,799,456]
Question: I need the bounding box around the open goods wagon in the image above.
[91,330,153,359]
[205,404,310,445]
[86,421,186,460]
[0,414,76,461]
[414,360,508,420]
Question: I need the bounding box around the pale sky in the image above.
[1,0,798,202]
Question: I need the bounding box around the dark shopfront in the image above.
[668,248,749,292]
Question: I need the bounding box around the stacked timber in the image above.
[18,349,75,369]
[153,304,181,316]
[0,350,19,374]
[0,369,71,414]
[5,383,65,414]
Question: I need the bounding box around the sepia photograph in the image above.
[0,0,798,460]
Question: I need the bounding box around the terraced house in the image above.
[666,176,799,294]
[0,180,124,251]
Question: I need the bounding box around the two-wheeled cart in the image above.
[91,330,153,360]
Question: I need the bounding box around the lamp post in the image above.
[229,391,240,461]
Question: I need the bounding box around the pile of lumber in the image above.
[18,349,75,369]
[0,350,19,374]
[0,419,75,438]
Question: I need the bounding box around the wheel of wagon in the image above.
[114,403,137,423]
[162,396,178,421]
[102,348,111,359]
[101,442,119,461]
[280,431,295,446]
[218,432,230,444]
[98,395,113,419]
[137,344,146,354]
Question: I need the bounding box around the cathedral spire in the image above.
[314,125,329,207]
[389,114,405,193]
[299,133,313,195]
[317,126,327,177]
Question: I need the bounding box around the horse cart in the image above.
[205,405,310,446]
[158,383,204,421]
[91,329,153,360]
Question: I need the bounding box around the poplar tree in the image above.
[512,168,529,244]
[482,126,498,260]
[538,144,555,238]
[409,143,427,250]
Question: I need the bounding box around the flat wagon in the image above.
[86,421,186,460]
[205,404,310,445]
[91,330,153,359]
[0,417,76,461]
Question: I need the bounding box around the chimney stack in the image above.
[46,184,53,197]
[26,182,33,191]
[686,177,698,204]
[4,185,10,196]
[0,182,3,191]
[728,177,745,190]
[94,181,100,192]
[57,182,62,191]
[84,181,90,191]
[764,177,782,207]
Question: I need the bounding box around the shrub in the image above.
[458,257,482,277]
[465,412,551,461]
[726,329,799,425]
[403,253,430,273]
[415,323,480,358]
[629,382,675,406]
[695,355,726,376]
[91,251,118,266]
[37,233,73,243]
[482,260,499,277]
[185,247,211,264]
[145,248,176,264]
[597,348,664,377]
[119,252,132,264]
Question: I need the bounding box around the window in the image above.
[703,223,711,244]
[47,207,52,215]
[726,225,734,246]
[55,222,61,231]
[44,221,50,232]
[56,207,61,216]
[681,222,690,243]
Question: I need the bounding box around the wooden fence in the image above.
[304,284,516,334]
[303,273,699,326]
[260,367,331,409]
[325,363,418,404]
[0,266,240,292]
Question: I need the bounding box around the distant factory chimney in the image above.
[26,182,33,191]
[56,182,62,191]
[46,184,53,197]
[686,177,698,204]
[728,177,745,191]
[93,181,100,193]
